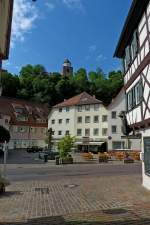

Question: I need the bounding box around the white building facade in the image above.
[0,97,49,149]
[107,88,141,151]
[114,0,150,189]
[48,92,108,152]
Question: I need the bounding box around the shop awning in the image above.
[75,142,104,146]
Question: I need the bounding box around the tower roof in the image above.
[63,58,71,64]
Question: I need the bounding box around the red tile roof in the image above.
[0,96,49,127]
[54,92,102,108]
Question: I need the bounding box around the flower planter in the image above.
[99,155,108,163]
[0,176,9,194]
[81,153,93,160]
[61,157,73,164]
[124,158,134,163]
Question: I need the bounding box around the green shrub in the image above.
[58,135,75,159]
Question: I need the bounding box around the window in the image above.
[18,126,28,133]
[123,30,138,73]
[31,127,37,133]
[65,130,70,135]
[59,108,62,112]
[15,107,24,113]
[52,131,55,135]
[58,131,62,135]
[93,128,99,136]
[94,115,99,123]
[66,119,70,124]
[77,129,82,136]
[102,128,107,136]
[112,111,116,119]
[5,119,9,124]
[112,126,117,133]
[66,107,69,112]
[85,105,90,111]
[94,104,99,111]
[16,115,28,121]
[52,119,55,124]
[59,119,62,124]
[77,117,82,123]
[112,141,125,150]
[135,80,143,105]
[41,128,47,134]
[77,106,82,112]
[131,30,138,61]
[85,128,90,136]
[125,45,131,68]
[85,116,90,123]
[127,90,133,110]
[126,80,143,111]
[102,115,107,122]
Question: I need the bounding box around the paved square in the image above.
[0,172,150,224]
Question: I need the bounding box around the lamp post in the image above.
[47,128,53,151]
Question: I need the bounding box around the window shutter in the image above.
[132,88,136,107]
[139,79,143,101]
[121,58,125,73]
[133,30,138,54]
[125,46,131,67]
[125,93,128,111]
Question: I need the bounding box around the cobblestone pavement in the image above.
[1,174,150,224]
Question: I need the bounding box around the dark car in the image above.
[26,146,43,153]
[39,150,59,160]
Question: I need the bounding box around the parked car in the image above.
[26,146,43,153]
[39,150,59,160]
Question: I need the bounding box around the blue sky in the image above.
[3,0,132,75]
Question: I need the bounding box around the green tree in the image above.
[108,70,123,98]
[74,68,90,93]
[1,71,20,97]
[58,135,75,159]
[0,126,10,143]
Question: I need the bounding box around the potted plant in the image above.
[0,174,10,194]
[99,152,108,163]
[58,135,74,164]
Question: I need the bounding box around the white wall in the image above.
[124,3,150,85]
[107,90,141,151]
[126,63,150,125]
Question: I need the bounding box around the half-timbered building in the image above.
[114,0,150,189]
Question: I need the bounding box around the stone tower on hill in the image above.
[62,59,73,76]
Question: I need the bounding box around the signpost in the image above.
[3,141,7,177]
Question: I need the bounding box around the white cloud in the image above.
[96,54,107,61]
[11,0,38,47]
[89,45,97,52]
[45,2,55,11]
[62,0,84,11]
